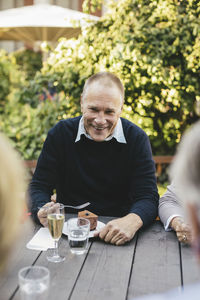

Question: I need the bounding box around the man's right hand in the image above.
[37,202,58,227]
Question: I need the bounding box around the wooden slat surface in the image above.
[153,156,173,163]
[0,221,41,300]
[70,232,137,300]
[127,221,182,298]
[13,236,92,300]
[24,157,174,178]
[181,243,200,286]
[0,216,199,300]
[24,156,174,168]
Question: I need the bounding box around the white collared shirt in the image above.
[75,117,127,144]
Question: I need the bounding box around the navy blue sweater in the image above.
[29,116,159,226]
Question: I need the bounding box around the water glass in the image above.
[18,266,50,300]
[67,218,90,255]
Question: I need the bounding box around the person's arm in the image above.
[96,130,158,245]
[127,131,159,228]
[29,125,63,224]
[159,184,191,243]
[159,183,183,230]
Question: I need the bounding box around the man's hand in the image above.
[170,217,192,244]
[37,202,59,227]
[51,194,57,202]
[95,213,143,246]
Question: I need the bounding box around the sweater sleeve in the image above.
[29,125,63,223]
[158,183,183,229]
[128,131,159,227]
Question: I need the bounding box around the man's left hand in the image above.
[94,213,143,245]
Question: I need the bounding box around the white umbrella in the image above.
[0,4,99,43]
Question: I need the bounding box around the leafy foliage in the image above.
[0,50,23,114]
[82,0,200,153]
[1,0,200,159]
[12,48,42,81]
[1,93,74,159]
[82,0,103,13]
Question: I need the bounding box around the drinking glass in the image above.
[67,218,90,255]
[46,203,65,262]
[18,266,50,300]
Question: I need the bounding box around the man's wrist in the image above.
[125,213,143,230]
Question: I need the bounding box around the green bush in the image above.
[1,0,200,159]
[19,0,200,155]
[0,50,23,114]
[12,48,42,81]
[1,90,80,159]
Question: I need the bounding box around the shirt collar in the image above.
[75,116,127,144]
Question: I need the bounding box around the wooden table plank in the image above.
[69,215,136,300]
[127,221,182,298]
[12,213,95,300]
[181,243,200,286]
[12,235,93,300]
[13,214,90,300]
[69,237,137,300]
[0,220,41,300]
[3,215,198,300]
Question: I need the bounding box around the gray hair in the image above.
[170,121,200,208]
[82,72,124,104]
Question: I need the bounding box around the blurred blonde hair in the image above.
[0,133,27,272]
[170,121,200,208]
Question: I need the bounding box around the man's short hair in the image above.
[82,72,124,103]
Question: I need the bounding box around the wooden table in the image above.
[1,215,200,300]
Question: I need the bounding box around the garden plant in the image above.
[0,0,199,163]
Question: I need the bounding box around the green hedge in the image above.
[1,0,200,159]
[12,48,42,81]
[0,50,23,114]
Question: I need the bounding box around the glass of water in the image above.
[67,218,90,255]
[18,266,50,300]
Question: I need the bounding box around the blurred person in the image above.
[29,71,159,246]
[0,132,27,272]
[159,182,192,244]
[134,120,200,299]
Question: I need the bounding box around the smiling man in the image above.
[30,72,159,245]
[80,76,123,142]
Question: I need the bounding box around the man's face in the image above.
[81,82,123,142]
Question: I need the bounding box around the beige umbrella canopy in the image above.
[0,4,99,43]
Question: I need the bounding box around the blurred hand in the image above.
[94,213,143,246]
[37,202,59,227]
[170,217,192,244]
[51,194,57,202]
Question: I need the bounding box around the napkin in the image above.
[26,228,55,251]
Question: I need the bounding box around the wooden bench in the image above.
[24,156,174,178]
[153,155,174,177]
[24,160,37,176]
